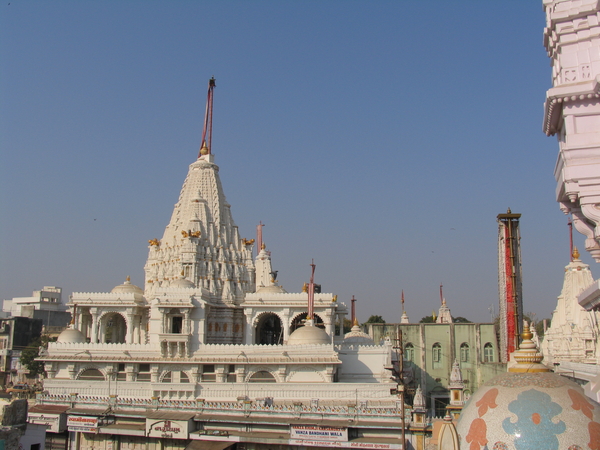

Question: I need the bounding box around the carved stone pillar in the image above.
[244,309,253,345]
[150,366,159,383]
[126,312,134,344]
[184,310,191,335]
[282,309,290,342]
[215,366,226,383]
[90,308,99,343]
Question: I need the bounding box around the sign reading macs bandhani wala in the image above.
[290,425,348,441]
[146,419,190,439]
[67,415,98,433]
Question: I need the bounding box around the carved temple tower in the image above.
[144,152,255,301]
[544,0,600,262]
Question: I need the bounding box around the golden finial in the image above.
[126,275,130,282]
[200,142,209,155]
[573,246,580,260]
[352,317,359,327]
[302,283,308,293]
[509,322,549,373]
[332,295,337,303]
[261,242,266,250]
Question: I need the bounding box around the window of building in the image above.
[249,371,276,383]
[78,369,104,381]
[432,343,442,362]
[180,372,190,383]
[432,343,442,368]
[171,316,183,334]
[460,343,470,362]
[227,364,236,382]
[161,371,172,383]
[202,364,216,382]
[137,364,151,381]
[404,343,414,363]
[483,343,494,362]
[117,363,126,381]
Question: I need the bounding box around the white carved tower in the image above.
[544,0,600,261]
[144,153,256,303]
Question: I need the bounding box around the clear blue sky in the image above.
[0,1,589,323]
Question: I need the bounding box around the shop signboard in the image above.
[28,412,66,433]
[146,419,189,439]
[67,415,98,433]
[288,439,402,449]
[290,425,348,442]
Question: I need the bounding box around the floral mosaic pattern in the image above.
[502,389,566,450]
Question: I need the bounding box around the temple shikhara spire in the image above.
[541,248,600,365]
[144,78,255,304]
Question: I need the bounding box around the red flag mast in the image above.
[198,77,216,157]
[307,260,316,323]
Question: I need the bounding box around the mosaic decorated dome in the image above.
[456,325,600,450]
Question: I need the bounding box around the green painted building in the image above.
[368,322,506,417]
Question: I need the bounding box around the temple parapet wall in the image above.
[40,380,395,402]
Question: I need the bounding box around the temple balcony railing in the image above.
[37,383,410,424]
[41,379,397,403]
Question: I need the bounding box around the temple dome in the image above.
[344,325,374,345]
[56,325,86,344]
[457,325,600,449]
[287,324,330,345]
[111,277,143,295]
[256,284,287,294]
[170,277,196,289]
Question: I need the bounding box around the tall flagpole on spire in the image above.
[568,215,574,261]
[401,290,405,314]
[307,260,316,323]
[199,77,216,158]
[256,221,265,257]
[439,283,444,305]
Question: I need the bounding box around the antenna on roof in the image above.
[199,77,216,158]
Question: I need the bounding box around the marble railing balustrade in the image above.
[47,342,342,359]
[42,379,395,401]
[71,292,144,302]
[244,293,335,301]
[38,382,408,421]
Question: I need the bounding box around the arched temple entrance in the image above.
[290,312,324,333]
[255,313,283,345]
[102,313,127,343]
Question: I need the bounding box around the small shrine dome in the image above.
[287,324,330,345]
[111,276,143,295]
[456,324,600,449]
[170,276,195,289]
[256,284,287,294]
[344,321,374,345]
[56,325,86,344]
